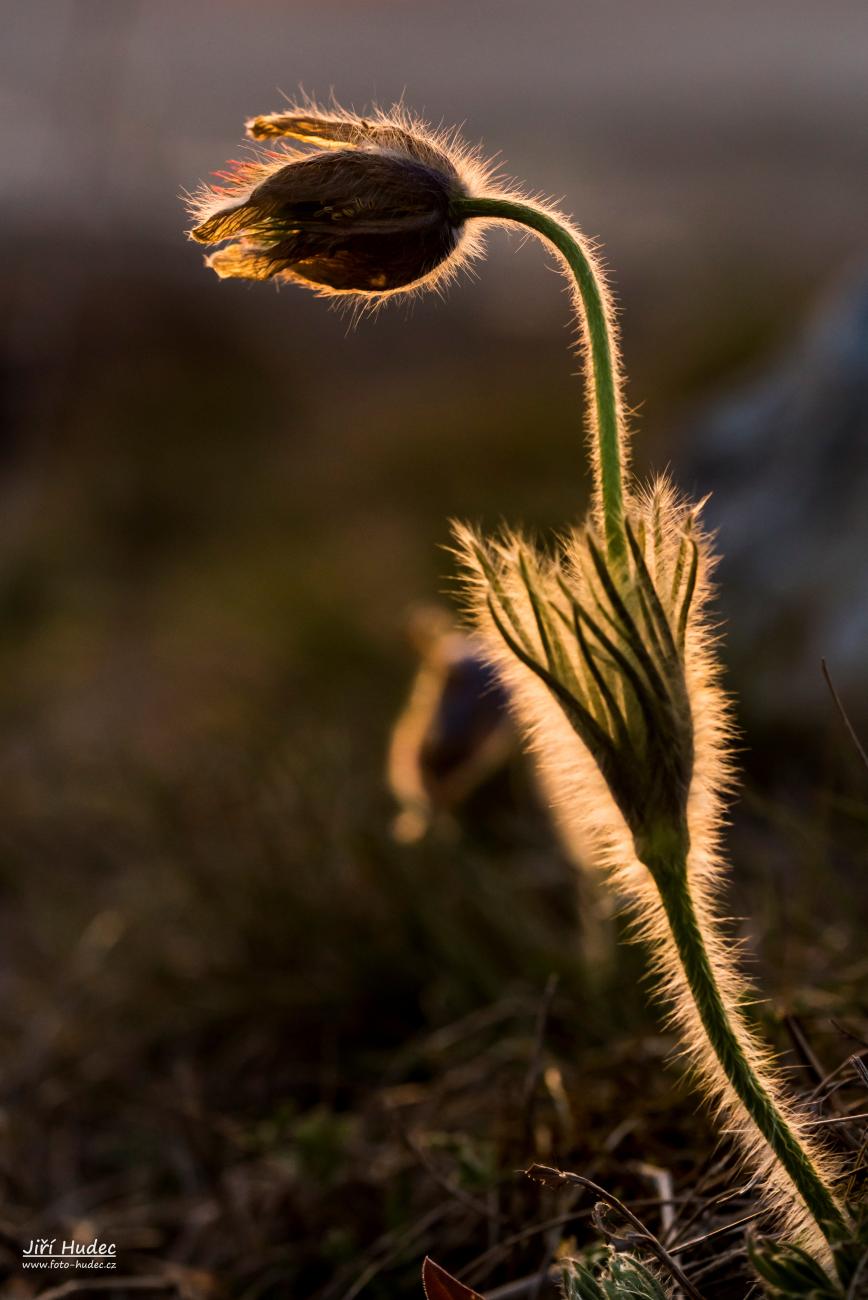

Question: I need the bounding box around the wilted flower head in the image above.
[188,102,491,297]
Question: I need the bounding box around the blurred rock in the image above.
[678,262,868,730]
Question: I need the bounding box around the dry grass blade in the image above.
[822,658,868,774]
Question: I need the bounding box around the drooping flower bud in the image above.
[187,103,484,297]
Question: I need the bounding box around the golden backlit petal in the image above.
[205,243,281,281]
[246,112,367,146]
[191,201,257,245]
[245,111,425,161]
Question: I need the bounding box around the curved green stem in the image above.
[452,195,626,565]
[653,857,849,1249]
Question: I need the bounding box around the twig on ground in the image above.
[672,1209,764,1254]
[688,1244,754,1285]
[462,1194,687,1290]
[783,1014,827,1087]
[524,1164,704,1300]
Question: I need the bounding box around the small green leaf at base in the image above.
[561,1248,673,1299]
[748,1236,843,1298]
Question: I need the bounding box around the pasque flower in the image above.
[188,105,489,296]
[188,100,854,1274]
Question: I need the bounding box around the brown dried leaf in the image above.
[422,1257,484,1300]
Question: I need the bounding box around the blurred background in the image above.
[1,3,867,1297]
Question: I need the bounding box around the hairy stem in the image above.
[452,195,626,564]
[654,858,849,1248]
